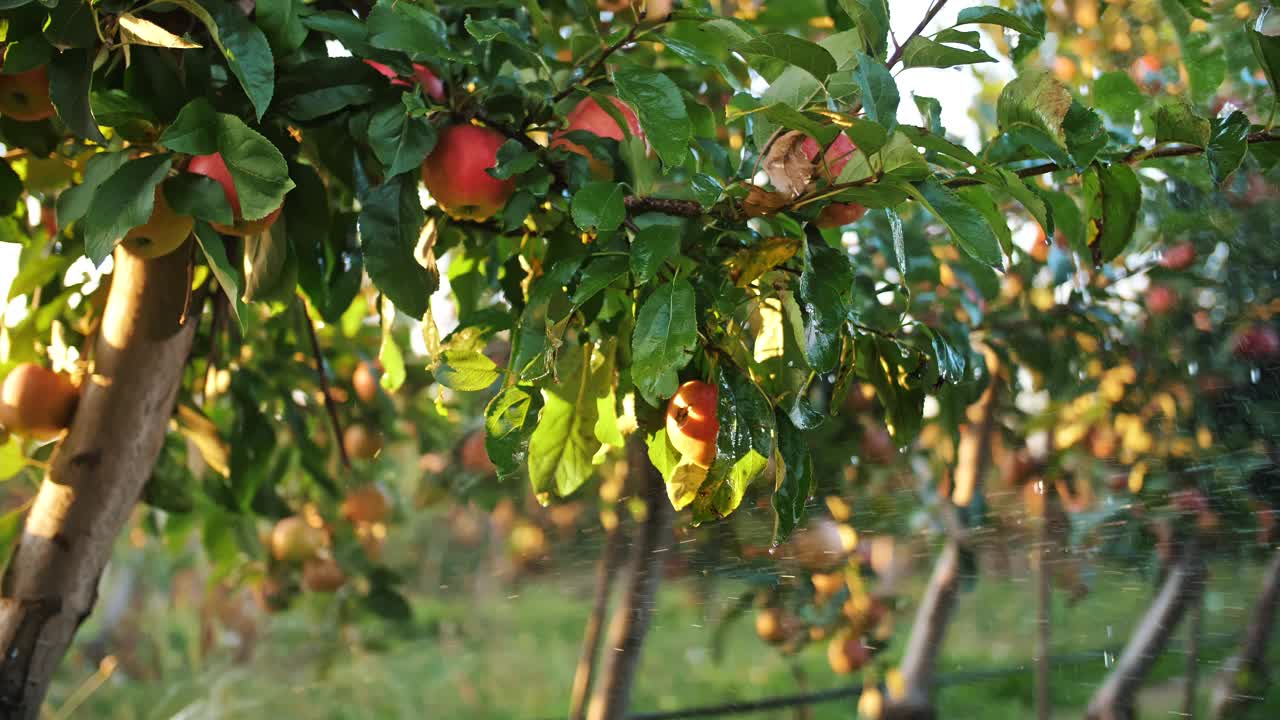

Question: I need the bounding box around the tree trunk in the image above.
[1209,548,1280,719]
[0,244,199,719]
[569,524,623,720]
[586,435,670,720]
[1086,537,1206,720]
[882,541,963,720]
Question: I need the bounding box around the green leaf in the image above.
[0,436,25,481]
[932,29,981,48]
[954,6,1043,37]
[199,0,276,120]
[906,179,1003,269]
[1092,71,1144,124]
[692,367,774,523]
[1207,111,1250,186]
[1084,164,1141,265]
[899,36,995,69]
[771,410,813,544]
[1154,100,1211,147]
[160,100,295,220]
[958,186,1012,257]
[435,349,501,391]
[612,66,691,168]
[857,335,924,446]
[631,223,681,284]
[83,155,174,264]
[593,338,624,448]
[631,278,697,404]
[647,428,682,485]
[48,48,106,144]
[528,343,609,498]
[798,237,853,373]
[1063,102,1107,168]
[366,0,458,60]
[378,304,406,394]
[853,52,898,130]
[1250,25,1280,104]
[486,385,543,481]
[1164,0,1226,105]
[164,174,234,225]
[997,70,1071,140]
[241,224,295,303]
[738,33,837,81]
[45,0,98,49]
[195,223,248,329]
[256,0,309,56]
[0,160,19,213]
[571,182,627,232]
[368,100,437,177]
[56,151,129,226]
[572,256,628,305]
[358,177,435,319]
[926,326,968,384]
[837,0,890,59]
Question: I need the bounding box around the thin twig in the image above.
[298,295,351,471]
[886,0,950,70]
[552,14,668,105]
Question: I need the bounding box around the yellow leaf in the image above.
[118,14,202,49]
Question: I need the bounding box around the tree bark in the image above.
[0,244,199,719]
[586,435,671,720]
[1209,548,1280,719]
[569,523,623,720]
[882,541,963,720]
[1086,537,1206,720]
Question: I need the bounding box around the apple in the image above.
[551,96,643,178]
[419,451,450,474]
[827,634,871,674]
[1145,284,1176,316]
[343,423,383,460]
[363,59,446,102]
[420,124,515,221]
[460,429,495,474]
[302,557,346,592]
[122,184,195,259]
[1232,324,1280,362]
[597,0,672,18]
[352,361,380,403]
[754,608,791,644]
[1160,242,1196,271]
[787,519,850,571]
[269,516,326,563]
[341,483,391,524]
[187,153,282,236]
[0,66,54,122]
[799,133,867,228]
[0,363,78,440]
[666,380,719,468]
[860,423,896,464]
[1130,54,1164,93]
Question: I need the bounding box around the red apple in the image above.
[800,133,867,227]
[460,429,496,475]
[420,124,515,221]
[363,59,446,102]
[551,96,643,178]
[828,634,872,674]
[1232,324,1280,362]
[0,66,55,122]
[1160,242,1196,271]
[364,59,412,88]
[1145,284,1177,316]
[187,153,282,237]
[666,380,719,468]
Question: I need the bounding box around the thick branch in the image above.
[884,541,963,720]
[624,196,704,218]
[0,243,200,719]
[1210,548,1280,719]
[569,524,624,720]
[1087,537,1206,720]
[586,434,671,720]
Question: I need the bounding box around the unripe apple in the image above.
[187,153,282,236]
[352,361,380,403]
[1232,324,1280,362]
[420,124,515,221]
[551,96,643,178]
[0,363,78,440]
[302,556,346,592]
[800,133,867,227]
[0,66,54,122]
[340,483,391,524]
[122,185,195,259]
[343,423,383,460]
[827,634,871,674]
[666,380,719,468]
[460,430,495,475]
[269,516,326,563]
[1145,284,1177,316]
[1160,242,1196,271]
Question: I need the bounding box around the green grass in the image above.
[44,558,1280,719]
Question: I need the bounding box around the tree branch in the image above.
[569,524,624,720]
[886,0,950,70]
[1210,547,1280,719]
[624,196,704,217]
[552,13,670,105]
[298,296,351,471]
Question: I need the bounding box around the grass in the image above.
[43,553,1280,720]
